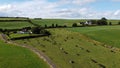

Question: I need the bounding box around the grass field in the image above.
[0,18,119,29]
[14,28,120,68]
[68,25,120,48]
[31,19,120,27]
[1,18,120,68]
[0,40,50,68]
[0,17,34,29]
[0,22,34,29]
[31,19,86,27]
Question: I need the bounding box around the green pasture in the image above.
[0,22,34,29]
[68,25,120,48]
[0,18,120,68]
[14,29,120,68]
[0,18,119,29]
[0,40,49,68]
[108,20,120,24]
[31,19,86,27]
[31,19,120,27]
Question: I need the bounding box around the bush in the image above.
[72,23,77,27]
[97,17,108,25]
[52,24,55,28]
[63,25,67,27]
[118,22,120,25]
[91,20,97,24]
[31,27,41,34]
[56,24,58,27]
[45,24,47,28]
[109,22,112,25]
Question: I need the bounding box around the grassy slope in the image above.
[14,29,120,68]
[68,25,120,48]
[0,40,49,68]
[1,18,120,68]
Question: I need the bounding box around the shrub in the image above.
[63,25,67,27]
[52,24,55,28]
[118,22,120,25]
[31,27,41,34]
[45,24,47,28]
[72,23,77,27]
[109,22,112,25]
[56,24,58,27]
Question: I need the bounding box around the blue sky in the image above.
[0,0,120,19]
[0,0,28,4]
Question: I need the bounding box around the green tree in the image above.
[45,24,47,28]
[72,23,77,27]
[109,22,112,25]
[31,27,41,34]
[52,24,55,28]
[118,21,120,25]
[56,24,58,27]
[101,17,107,21]
[97,17,108,25]
[90,20,97,24]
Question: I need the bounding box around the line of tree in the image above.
[44,24,67,28]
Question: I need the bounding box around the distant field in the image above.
[0,22,34,29]
[68,25,120,48]
[0,17,34,29]
[31,19,120,27]
[0,40,49,68]
[0,18,119,29]
[107,20,120,24]
[32,19,86,27]
[14,29,120,68]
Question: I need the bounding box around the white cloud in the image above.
[72,0,96,5]
[4,0,59,17]
[59,0,96,5]
[0,4,12,12]
[114,10,120,16]
[0,0,119,19]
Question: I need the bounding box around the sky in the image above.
[0,0,120,19]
